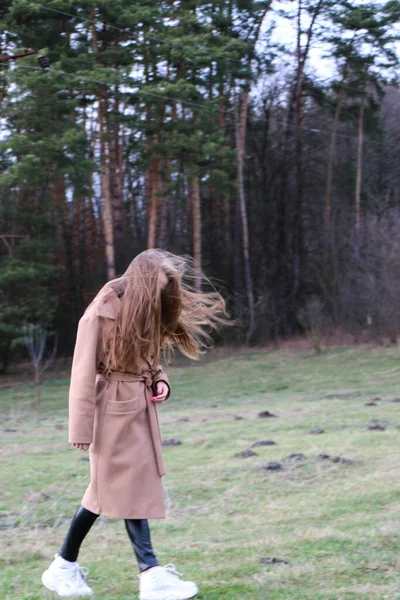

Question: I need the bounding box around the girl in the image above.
[41,249,228,600]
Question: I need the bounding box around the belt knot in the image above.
[142,371,154,389]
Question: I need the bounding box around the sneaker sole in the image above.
[41,570,94,597]
[140,587,198,600]
[140,596,198,600]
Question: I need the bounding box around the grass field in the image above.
[1,345,400,600]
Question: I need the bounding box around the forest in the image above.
[1,0,400,369]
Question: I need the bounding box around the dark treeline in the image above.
[1,0,400,370]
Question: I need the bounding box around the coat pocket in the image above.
[105,398,139,414]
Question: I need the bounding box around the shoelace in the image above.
[77,566,89,582]
[52,554,90,589]
[137,563,184,582]
[58,563,90,588]
[163,563,183,578]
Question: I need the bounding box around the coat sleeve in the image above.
[68,313,100,443]
[152,365,171,400]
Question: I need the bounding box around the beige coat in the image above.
[68,284,170,519]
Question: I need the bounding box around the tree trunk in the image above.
[234,91,255,343]
[147,158,160,249]
[159,157,172,249]
[191,174,202,291]
[84,114,99,303]
[355,96,365,239]
[98,87,116,281]
[109,94,125,270]
[293,0,324,299]
[324,83,345,265]
[92,19,115,280]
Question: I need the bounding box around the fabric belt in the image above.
[97,370,165,477]
[105,370,155,388]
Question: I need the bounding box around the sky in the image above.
[264,0,400,82]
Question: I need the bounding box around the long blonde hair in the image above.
[100,249,229,373]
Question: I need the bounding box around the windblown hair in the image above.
[100,249,230,374]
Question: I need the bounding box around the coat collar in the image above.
[95,285,121,320]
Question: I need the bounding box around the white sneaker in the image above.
[41,554,94,597]
[139,564,198,600]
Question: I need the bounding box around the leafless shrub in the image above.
[334,210,400,344]
[23,323,58,417]
[297,296,326,353]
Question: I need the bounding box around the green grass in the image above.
[1,345,400,599]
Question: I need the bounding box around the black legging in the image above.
[60,505,159,572]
